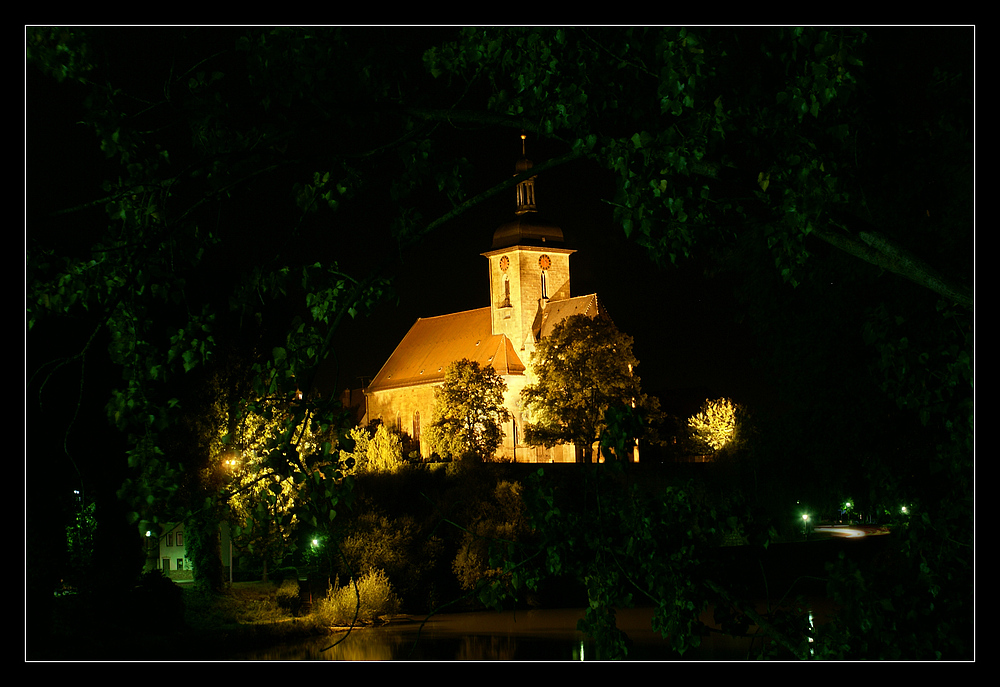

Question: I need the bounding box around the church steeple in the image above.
[514,133,537,214]
[490,135,565,250]
[484,135,575,349]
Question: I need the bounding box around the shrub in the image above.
[276,578,301,615]
[314,569,400,626]
[132,569,185,633]
[452,480,529,593]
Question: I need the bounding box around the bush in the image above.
[452,480,529,593]
[276,578,301,615]
[131,569,185,633]
[314,569,400,626]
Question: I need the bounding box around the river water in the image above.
[230,606,792,660]
[231,538,881,660]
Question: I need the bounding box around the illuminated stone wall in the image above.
[484,245,573,356]
[365,372,568,462]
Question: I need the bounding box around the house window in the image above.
[177,557,184,570]
[162,558,170,571]
[176,532,183,547]
[166,533,173,547]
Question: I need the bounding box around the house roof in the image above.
[366,307,526,393]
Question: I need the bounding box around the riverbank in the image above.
[34,580,350,661]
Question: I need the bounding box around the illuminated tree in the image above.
[688,398,739,452]
[426,359,510,462]
[347,423,406,474]
[176,357,335,584]
[521,314,656,462]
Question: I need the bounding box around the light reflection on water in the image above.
[230,607,781,661]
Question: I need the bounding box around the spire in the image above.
[490,133,564,250]
[514,132,537,215]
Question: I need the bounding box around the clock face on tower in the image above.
[499,256,509,272]
[538,254,551,270]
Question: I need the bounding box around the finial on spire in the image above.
[514,133,537,215]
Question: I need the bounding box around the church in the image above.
[363,138,609,462]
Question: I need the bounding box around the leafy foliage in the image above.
[315,569,400,626]
[688,398,738,452]
[426,359,511,462]
[338,424,406,474]
[425,27,971,307]
[482,464,725,659]
[63,500,97,590]
[521,314,657,461]
[452,480,530,593]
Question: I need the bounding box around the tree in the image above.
[426,359,510,462]
[521,314,656,462]
[26,27,454,602]
[688,398,739,452]
[355,424,407,474]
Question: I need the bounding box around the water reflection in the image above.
[231,607,767,660]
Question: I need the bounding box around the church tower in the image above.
[483,135,575,355]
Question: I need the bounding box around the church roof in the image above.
[366,307,526,392]
[532,293,608,341]
[491,213,565,250]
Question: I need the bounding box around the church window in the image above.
[540,270,548,299]
[413,411,421,445]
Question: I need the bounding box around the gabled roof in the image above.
[532,293,607,341]
[366,307,526,393]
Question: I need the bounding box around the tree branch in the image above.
[705,578,809,660]
[408,149,585,250]
[811,221,972,310]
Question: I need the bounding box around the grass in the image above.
[183,581,293,629]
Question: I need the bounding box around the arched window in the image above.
[412,410,421,446]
